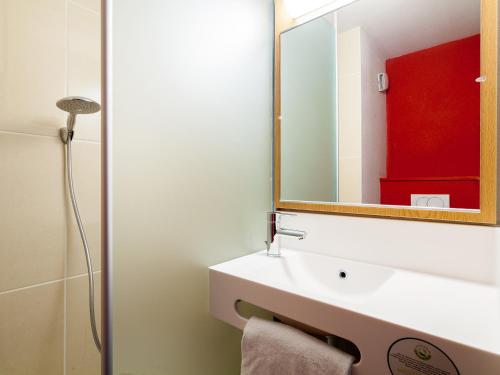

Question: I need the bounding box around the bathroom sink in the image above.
[209,249,500,375]
[236,250,394,304]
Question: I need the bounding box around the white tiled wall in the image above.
[338,26,387,205]
[338,27,362,203]
[360,29,387,204]
[0,0,101,374]
[68,1,101,141]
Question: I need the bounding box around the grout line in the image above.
[63,257,68,375]
[339,156,362,160]
[71,138,102,145]
[0,278,65,296]
[68,0,100,15]
[0,129,101,144]
[63,1,69,371]
[0,129,60,139]
[63,272,68,375]
[0,271,103,297]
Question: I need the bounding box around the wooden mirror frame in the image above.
[274,0,499,224]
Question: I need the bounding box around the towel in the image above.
[241,317,354,375]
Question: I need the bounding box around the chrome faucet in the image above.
[265,212,306,257]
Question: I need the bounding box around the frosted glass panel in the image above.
[110,0,273,374]
[281,16,338,202]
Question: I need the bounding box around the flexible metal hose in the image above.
[66,136,102,353]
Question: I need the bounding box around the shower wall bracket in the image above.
[60,128,73,144]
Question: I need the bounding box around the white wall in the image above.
[360,29,387,204]
[497,229,500,288]
[336,0,480,59]
[110,0,273,374]
[338,28,362,203]
[338,27,387,204]
[280,212,499,285]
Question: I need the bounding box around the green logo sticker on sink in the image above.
[414,345,432,361]
[387,338,459,375]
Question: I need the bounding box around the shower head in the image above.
[57,96,101,143]
[57,96,101,115]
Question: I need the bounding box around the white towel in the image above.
[241,317,354,375]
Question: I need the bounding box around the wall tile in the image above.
[339,157,362,203]
[0,0,67,137]
[66,273,101,375]
[70,0,101,13]
[0,281,64,375]
[338,27,361,76]
[0,132,66,292]
[360,33,387,204]
[68,2,101,142]
[338,72,362,159]
[67,141,101,276]
[338,27,362,162]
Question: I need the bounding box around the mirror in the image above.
[277,0,497,220]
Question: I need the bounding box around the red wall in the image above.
[380,177,479,209]
[381,35,480,208]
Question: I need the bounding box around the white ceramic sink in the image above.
[239,250,395,303]
[209,249,500,375]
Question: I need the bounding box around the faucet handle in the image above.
[267,211,295,225]
[267,211,297,218]
[267,211,297,229]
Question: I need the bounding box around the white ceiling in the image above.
[336,0,480,58]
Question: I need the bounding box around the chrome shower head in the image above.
[57,96,101,115]
[57,97,100,143]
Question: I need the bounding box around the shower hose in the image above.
[66,136,102,353]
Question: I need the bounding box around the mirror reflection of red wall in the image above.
[380,34,480,209]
